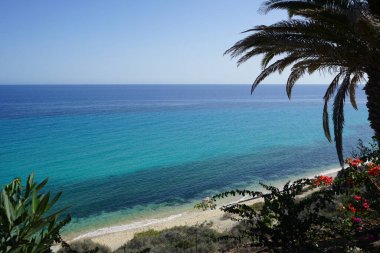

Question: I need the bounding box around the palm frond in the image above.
[260,0,322,15]
[286,67,306,99]
[252,56,298,93]
[349,72,363,110]
[323,71,344,143]
[261,52,276,69]
[333,72,351,167]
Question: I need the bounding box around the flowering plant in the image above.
[197,140,380,252]
[312,175,333,187]
[343,195,371,233]
[368,165,380,176]
[346,158,363,168]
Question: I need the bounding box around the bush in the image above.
[0,173,70,253]
[114,224,235,253]
[58,239,111,253]
[212,179,334,252]
[134,229,161,239]
[209,139,380,252]
[329,140,380,251]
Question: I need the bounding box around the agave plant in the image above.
[226,0,380,166]
[0,173,70,253]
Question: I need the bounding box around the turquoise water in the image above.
[0,84,373,236]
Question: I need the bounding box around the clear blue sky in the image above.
[0,0,332,84]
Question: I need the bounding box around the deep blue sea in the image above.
[0,84,373,236]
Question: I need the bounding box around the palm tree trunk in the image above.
[365,71,380,144]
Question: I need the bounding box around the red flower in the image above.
[351,159,362,167]
[346,158,362,167]
[313,175,333,187]
[352,217,362,223]
[348,203,356,213]
[354,195,362,201]
[367,162,376,168]
[368,166,380,176]
[363,202,369,209]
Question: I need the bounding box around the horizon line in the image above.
[0,83,343,86]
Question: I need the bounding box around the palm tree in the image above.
[226,0,380,166]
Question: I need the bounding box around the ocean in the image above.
[0,84,373,237]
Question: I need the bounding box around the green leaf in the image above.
[0,173,69,252]
[36,178,48,192]
[32,190,38,214]
[25,173,34,198]
[2,190,16,224]
[46,192,62,212]
[36,193,50,215]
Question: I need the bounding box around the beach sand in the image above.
[55,167,341,251]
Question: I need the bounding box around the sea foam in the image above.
[72,213,184,241]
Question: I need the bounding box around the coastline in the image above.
[56,166,342,251]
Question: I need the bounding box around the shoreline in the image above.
[54,166,342,251]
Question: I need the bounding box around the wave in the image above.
[72,213,184,241]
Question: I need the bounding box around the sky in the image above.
[0,0,334,85]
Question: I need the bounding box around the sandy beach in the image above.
[53,167,342,251]
[90,204,242,251]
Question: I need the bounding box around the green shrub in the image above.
[0,173,70,253]
[250,201,264,211]
[213,179,334,252]
[134,229,161,239]
[114,224,235,253]
[57,239,111,253]
[206,140,380,252]
[329,140,380,251]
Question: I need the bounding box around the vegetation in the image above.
[200,140,380,252]
[0,173,70,253]
[0,174,106,253]
[57,239,111,253]
[214,180,335,252]
[225,0,380,166]
[114,224,235,253]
